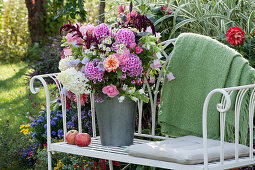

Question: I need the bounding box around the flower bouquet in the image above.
[57,1,164,146]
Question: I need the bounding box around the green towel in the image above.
[159,33,255,145]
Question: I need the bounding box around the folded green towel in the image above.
[159,33,255,145]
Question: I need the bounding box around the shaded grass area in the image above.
[0,62,45,132]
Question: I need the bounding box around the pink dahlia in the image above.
[84,61,104,82]
[226,27,245,46]
[94,23,110,40]
[115,28,135,47]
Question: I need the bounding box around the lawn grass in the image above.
[0,62,45,132]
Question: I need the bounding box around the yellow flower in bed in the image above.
[19,124,30,135]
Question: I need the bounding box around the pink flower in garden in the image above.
[167,9,173,15]
[65,32,83,45]
[226,27,245,46]
[117,48,130,65]
[103,54,120,72]
[102,84,119,98]
[129,42,137,48]
[117,5,125,14]
[135,46,143,54]
[150,60,162,70]
[115,28,135,46]
[161,5,167,11]
[80,23,95,36]
[167,72,175,82]
[130,10,137,17]
[146,27,161,39]
[63,47,72,56]
[94,23,110,40]
[120,54,143,77]
[84,61,104,81]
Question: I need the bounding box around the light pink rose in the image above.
[150,59,162,70]
[63,47,72,56]
[167,72,175,82]
[117,48,130,65]
[102,84,119,98]
[135,46,143,54]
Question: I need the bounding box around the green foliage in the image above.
[0,0,29,63]
[0,121,31,169]
[46,0,65,36]
[54,0,87,21]
[160,0,255,38]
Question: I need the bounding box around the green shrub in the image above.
[0,121,31,169]
[0,0,29,63]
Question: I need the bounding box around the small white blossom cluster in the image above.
[58,56,74,71]
[57,68,91,94]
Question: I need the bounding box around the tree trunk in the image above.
[25,0,47,44]
[98,0,105,23]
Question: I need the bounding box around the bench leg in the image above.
[48,151,52,170]
[109,160,113,170]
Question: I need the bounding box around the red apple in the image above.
[75,133,91,147]
[65,130,79,145]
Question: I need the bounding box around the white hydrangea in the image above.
[57,68,91,94]
[58,56,74,71]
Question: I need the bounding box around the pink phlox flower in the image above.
[167,72,175,82]
[117,48,130,65]
[94,23,110,40]
[150,59,162,70]
[115,28,135,47]
[135,46,143,54]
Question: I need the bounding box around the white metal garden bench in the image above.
[29,39,255,170]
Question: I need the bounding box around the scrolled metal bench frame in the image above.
[30,39,255,170]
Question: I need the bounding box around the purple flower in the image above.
[32,132,36,138]
[50,120,56,126]
[85,61,104,81]
[66,121,75,129]
[167,72,175,82]
[97,62,105,71]
[81,57,90,65]
[88,110,92,117]
[150,59,162,70]
[56,113,62,118]
[44,124,47,129]
[57,110,61,114]
[37,119,42,124]
[58,129,64,137]
[52,117,58,122]
[30,122,37,127]
[51,131,56,136]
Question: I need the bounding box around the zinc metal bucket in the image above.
[95,96,137,146]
